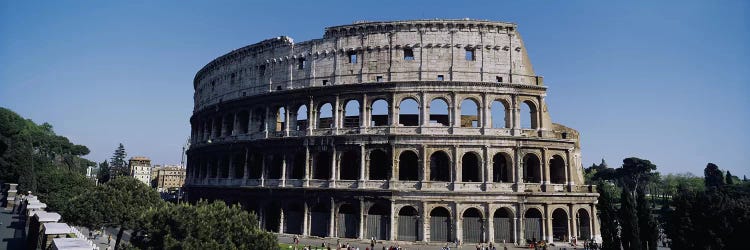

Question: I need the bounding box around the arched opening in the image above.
[284,203,304,234]
[366,203,390,240]
[223,113,234,136]
[291,152,305,179]
[493,153,512,183]
[212,118,222,138]
[253,108,266,132]
[371,99,389,126]
[460,99,480,127]
[429,207,452,242]
[398,150,419,181]
[550,155,566,184]
[493,208,514,243]
[264,203,281,232]
[233,153,244,179]
[210,157,219,178]
[296,105,308,131]
[462,208,484,243]
[275,107,286,132]
[398,98,419,126]
[523,154,541,183]
[267,154,283,179]
[524,208,543,243]
[313,152,331,179]
[343,100,360,128]
[337,203,359,238]
[368,149,390,180]
[552,208,569,242]
[490,100,508,128]
[238,111,249,134]
[520,101,537,129]
[397,206,420,241]
[219,156,230,178]
[318,103,333,129]
[576,209,591,240]
[429,151,451,182]
[429,98,450,126]
[248,152,262,179]
[339,150,359,180]
[309,203,329,237]
[461,152,481,182]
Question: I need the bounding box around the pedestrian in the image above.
[108,235,112,245]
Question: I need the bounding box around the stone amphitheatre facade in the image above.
[185,19,601,245]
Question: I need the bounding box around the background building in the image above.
[153,165,186,192]
[186,19,600,245]
[128,156,152,186]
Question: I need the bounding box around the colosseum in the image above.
[185,19,600,246]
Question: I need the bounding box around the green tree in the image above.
[131,200,277,250]
[620,186,641,250]
[35,167,95,212]
[110,143,128,178]
[704,163,724,188]
[64,177,163,249]
[636,189,658,250]
[98,160,111,183]
[597,182,621,250]
[725,171,734,185]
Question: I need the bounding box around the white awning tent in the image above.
[43,223,74,235]
[51,238,96,250]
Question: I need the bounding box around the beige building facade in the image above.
[185,19,600,245]
[128,157,152,186]
[153,165,186,192]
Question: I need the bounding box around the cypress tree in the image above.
[726,171,734,185]
[597,183,621,250]
[620,186,641,250]
[637,188,658,250]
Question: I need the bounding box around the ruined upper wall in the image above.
[193,19,540,112]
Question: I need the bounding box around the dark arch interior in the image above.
[577,209,591,240]
[430,151,451,182]
[233,153,244,178]
[523,154,541,183]
[399,206,418,216]
[368,149,390,180]
[340,150,359,180]
[550,155,566,184]
[267,154,283,179]
[399,151,419,181]
[431,207,451,217]
[493,153,511,182]
[313,152,332,179]
[223,114,234,136]
[238,111,249,134]
[291,151,305,179]
[248,152,262,178]
[525,208,542,218]
[461,153,480,182]
[552,209,568,241]
[463,208,482,218]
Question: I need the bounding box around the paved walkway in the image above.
[277,234,584,250]
[1,207,26,250]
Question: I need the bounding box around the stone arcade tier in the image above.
[186,19,602,245]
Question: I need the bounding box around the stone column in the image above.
[454,203,461,243]
[421,146,428,182]
[331,147,337,187]
[304,146,311,187]
[361,94,368,129]
[281,154,287,186]
[390,94,398,126]
[512,96,521,135]
[308,97,315,134]
[390,199,397,241]
[422,203,430,242]
[451,93,460,128]
[333,95,340,134]
[302,202,309,236]
[545,205,552,242]
[359,199,365,239]
[569,204,577,242]
[233,113,238,136]
[517,203,524,245]
[566,149,574,189]
[260,154,266,186]
[329,198,336,237]
[542,148,550,189]
[279,207,286,233]
[359,144,366,185]
[284,105,290,137]
[483,146,490,189]
[453,147,460,186]
[487,204,494,243]
[421,92,429,127]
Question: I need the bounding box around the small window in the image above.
[298,58,306,70]
[403,48,414,60]
[242,91,246,96]
[496,76,503,83]
[347,51,357,63]
[376,76,383,82]
[322,80,329,85]
[276,86,282,90]
[437,75,444,81]
[465,48,476,61]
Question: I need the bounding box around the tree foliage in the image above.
[98,160,111,183]
[597,183,621,250]
[704,163,724,188]
[0,107,91,192]
[131,200,277,250]
[110,143,128,178]
[63,177,163,249]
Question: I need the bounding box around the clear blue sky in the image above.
[2,1,748,177]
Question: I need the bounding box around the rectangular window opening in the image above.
[322,80,329,86]
[465,48,476,61]
[376,76,383,82]
[347,51,357,64]
[437,75,444,81]
[403,48,414,60]
[496,76,503,83]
